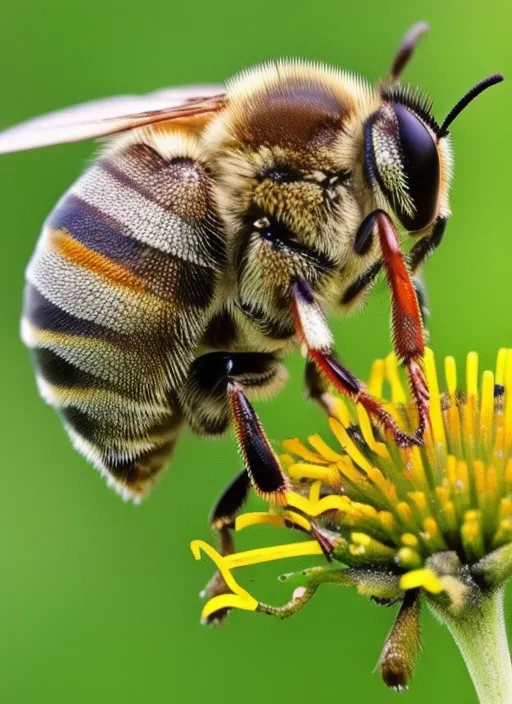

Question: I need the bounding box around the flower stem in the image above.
[428,587,512,704]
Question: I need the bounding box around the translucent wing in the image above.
[0,85,226,154]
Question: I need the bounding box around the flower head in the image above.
[192,348,512,693]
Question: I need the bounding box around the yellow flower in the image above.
[192,349,512,696]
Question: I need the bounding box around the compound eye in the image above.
[392,103,440,231]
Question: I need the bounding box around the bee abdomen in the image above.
[21,130,227,500]
[22,310,184,500]
[63,401,184,502]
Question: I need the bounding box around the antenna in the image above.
[439,73,504,137]
[388,22,430,83]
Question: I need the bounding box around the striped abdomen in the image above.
[22,128,226,500]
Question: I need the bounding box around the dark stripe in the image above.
[62,399,180,445]
[48,194,144,265]
[24,284,118,341]
[106,142,226,267]
[407,217,447,273]
[106,440,175,484]
[48,194,218,309]
[61,406,98,443]
[173,261,217,309]
[33,347,102,389]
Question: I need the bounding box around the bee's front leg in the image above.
[294,213,429,447]
[407,216,448,334]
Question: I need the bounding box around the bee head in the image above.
[365,74,503,232]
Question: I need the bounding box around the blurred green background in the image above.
[0,1,510,702]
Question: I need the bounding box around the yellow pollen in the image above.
[401,533,419,548]
[396,547,422,570]
[397,502,414,527]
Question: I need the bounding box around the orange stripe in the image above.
[49,228,147,293]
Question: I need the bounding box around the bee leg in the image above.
[407,217,448,335]
[180,352,290,504]
[292,271,423,448]
[387,22,429,83]
[209,468,251,533]
[412,274,430,337]
[374,210,431,442]
[408,218,447,275]
[304,357,345,420]
[200,469,251,625]
[228,382,290,503]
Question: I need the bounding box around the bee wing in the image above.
[0,85,226,154]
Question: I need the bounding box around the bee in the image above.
[0,23,502,535]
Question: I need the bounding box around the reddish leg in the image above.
[292,212,429,447]
[376,211,429,442]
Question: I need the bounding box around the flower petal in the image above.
[191,540,258,617]
[400,568,443,594]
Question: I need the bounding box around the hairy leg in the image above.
[180,351,290,502]
[294,211,429,447]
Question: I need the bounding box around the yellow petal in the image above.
[385,353,407,404]
[356,405,389,458]
[287,462,340,488]
[329,418,373,474]
[235,509,311,534]
[191,540,258,614]
[496,348,508,386]
[444,356,457,395]
[235,512,286,531]
[425,348,446,448]
[201,593,257,621]
[466,351,479,398]
[309,480,322,503]
[368,358,385,398]
[400,568,443,594]
[282,438,328,464]
[225,541,323,568]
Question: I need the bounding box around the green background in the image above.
[1,1,510,702]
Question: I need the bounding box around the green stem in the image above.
[428,587,512,704]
